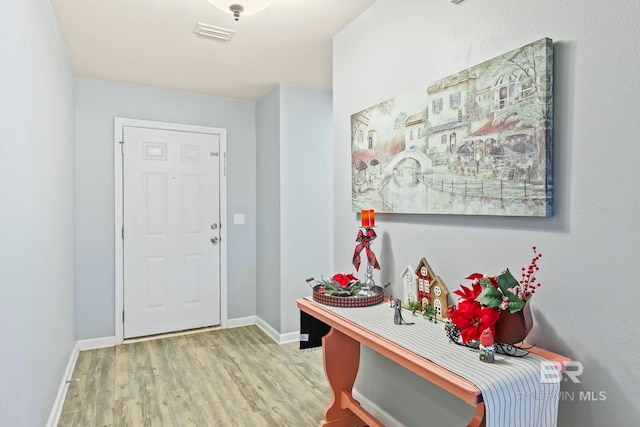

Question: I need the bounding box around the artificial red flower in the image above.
[454,279,483,302]
[472,273,499,289]
[466,273,484,281]
[450,301,500,344]
[486,275,499,289]
[331,273,358,288]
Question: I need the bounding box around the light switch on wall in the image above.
[233,213,245,225]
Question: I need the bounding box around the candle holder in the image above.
[353,209,381,296]
[361,229,376,296]
[363,264,375,296]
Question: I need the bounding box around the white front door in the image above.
[122,125,221,339]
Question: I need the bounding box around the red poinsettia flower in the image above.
[454,279,483,302]
[467,273,499,288]
[450,301,500,344]
[486,275,499,289]
[331,273,358,288]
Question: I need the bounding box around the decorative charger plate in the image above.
[312,285,385,307]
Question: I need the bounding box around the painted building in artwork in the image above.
[425,72,475,163]
[404,112,427,151]
[462,43,552,182]
[351,112,371,152]
[351,112,372,193]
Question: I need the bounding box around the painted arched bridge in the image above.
[382,149,433,177]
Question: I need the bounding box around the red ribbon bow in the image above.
[352,228,381,271]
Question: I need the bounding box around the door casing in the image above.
[114,117,228,344]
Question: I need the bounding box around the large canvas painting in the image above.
[351,38,553,216]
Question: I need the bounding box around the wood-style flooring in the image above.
[58,325,330,426]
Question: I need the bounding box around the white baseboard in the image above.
[279,331,299,344]
[81,319,258,349]
[46,342,80,427]
[77,336,116,351]
[253,316,301,344]
[255,316,281,343]
[352,388,405,427]
[227,315,256,329]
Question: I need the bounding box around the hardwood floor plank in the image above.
[112,397,143,427]
[58,325,329,426]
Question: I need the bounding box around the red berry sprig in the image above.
[520,246,542,300]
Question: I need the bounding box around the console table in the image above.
[297,297,570,427]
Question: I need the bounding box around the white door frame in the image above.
[114,117,228,344]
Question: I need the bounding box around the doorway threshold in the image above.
[123,325,223,344]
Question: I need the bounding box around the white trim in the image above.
[114,117,228,344]
[227,315,256,329]
[352,388,405,427]
[278,331,300,344]
[79,318,258,348]
[77,336,117,351]
[123,326,223,344]
[253,317,300,344]
[46,342,80,427]
[255,316,281,343]
[225,316,304,344]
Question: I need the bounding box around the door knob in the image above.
[211,237,219,244]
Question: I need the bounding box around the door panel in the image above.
[123,126,220,339]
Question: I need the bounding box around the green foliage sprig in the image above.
[319,278,362,297]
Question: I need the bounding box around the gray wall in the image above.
[256,86,282,330]
[278,84,333,334]
[256,84,333,335]
[74,79,257,338]
[0,1,76,425]
[333,0,640,426]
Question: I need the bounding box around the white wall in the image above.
[256,84,334,335]
[74,79,257,338]
[0,1,76,425]
[333,0,640,426]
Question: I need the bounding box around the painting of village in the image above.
[351,38,553,216]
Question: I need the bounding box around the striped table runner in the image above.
[312,299,560,427]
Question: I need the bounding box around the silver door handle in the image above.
[210,237,219,244]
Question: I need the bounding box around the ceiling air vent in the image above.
[193,22,236,42]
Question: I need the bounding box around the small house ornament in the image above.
[400,265,417,306]
[415,258,450,322]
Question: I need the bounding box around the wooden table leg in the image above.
[319,328,369,427]
[468,401,486,427]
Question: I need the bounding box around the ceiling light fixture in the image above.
[206,1,277,21]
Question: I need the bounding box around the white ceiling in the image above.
[51,0,377,101]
